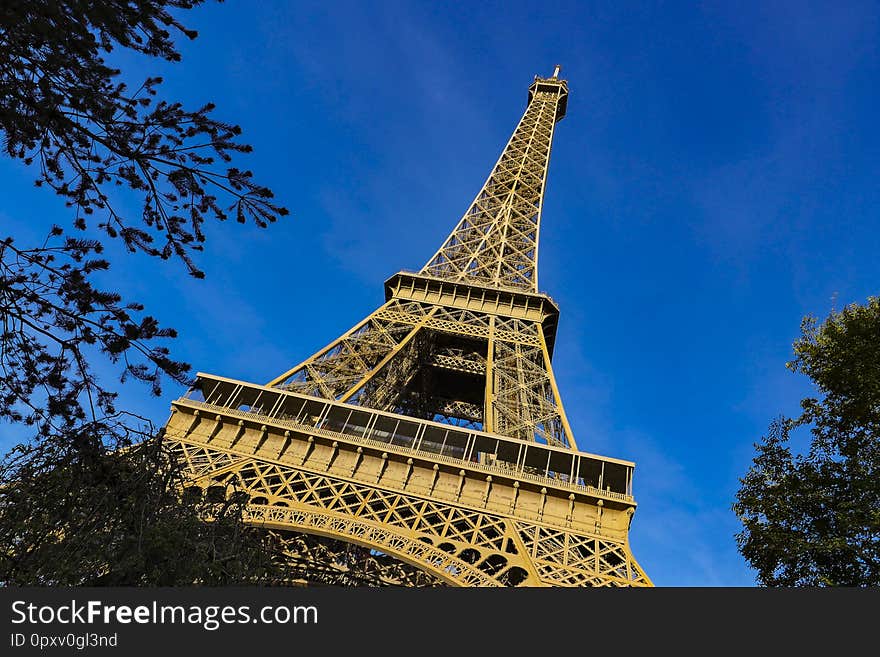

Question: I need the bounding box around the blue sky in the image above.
[3,1,880,586]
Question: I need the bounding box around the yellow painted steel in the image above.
[161,69,652,587]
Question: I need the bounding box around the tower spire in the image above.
[268,71,575,448]
[420,71,568,292]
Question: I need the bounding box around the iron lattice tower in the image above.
[163,68,652,586]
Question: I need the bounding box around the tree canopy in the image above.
[0,1,289,584]
[734,297,880,586]
[0,424,283,585]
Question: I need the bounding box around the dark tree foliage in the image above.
[0,421,285,585]
[0,1,289,584]
[0,235,189,434]
[734,297,880,586]
[0,1,285,275]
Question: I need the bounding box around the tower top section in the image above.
[420,69,569,292]
[529,66,568,121]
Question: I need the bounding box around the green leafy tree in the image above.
[0,1,290,584]
[734,297,880,586]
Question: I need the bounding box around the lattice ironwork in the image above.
[160,68,652,587]
[269,530,445,587]
[165,428,649,587]
[421,80,566,291]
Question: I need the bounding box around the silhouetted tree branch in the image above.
[0,1,291,585]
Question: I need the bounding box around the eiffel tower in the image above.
[162,67,652,587]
